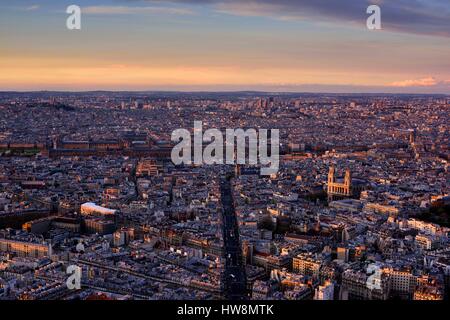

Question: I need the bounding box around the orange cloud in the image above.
[389,77,438,87]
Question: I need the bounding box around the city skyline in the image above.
[1,92,448,302]
[1,0,450,93]
[1,0,449,306]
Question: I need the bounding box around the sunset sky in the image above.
[1,0,450,93]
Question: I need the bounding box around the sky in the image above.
[0,0,450,93]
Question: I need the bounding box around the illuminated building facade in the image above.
[327,166,367,201]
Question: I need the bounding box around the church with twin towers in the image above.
[327,166,368,201]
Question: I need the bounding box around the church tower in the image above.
[344,169,352,186]
[328,166,335,184]
[344,169,352,195]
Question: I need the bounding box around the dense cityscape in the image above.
[0,92,448,301]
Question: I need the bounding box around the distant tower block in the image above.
[235,164,241,177]
[409,129,416,144]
